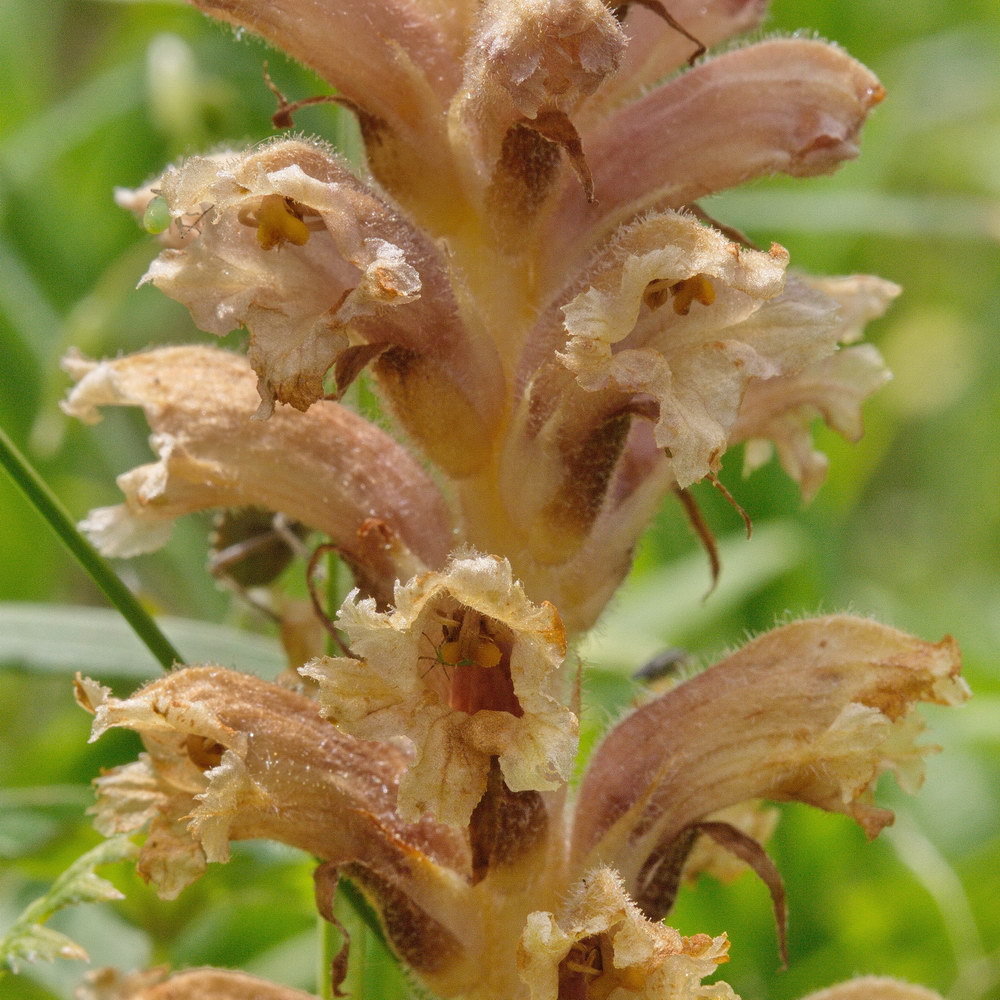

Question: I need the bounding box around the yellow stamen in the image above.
[670,273,716,315]
[253,194,311,250]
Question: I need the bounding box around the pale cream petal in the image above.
[305,553,575,826]
[804,275,902,344]
[560,212,794,486]
[572,617,966,917]
[518,867,738,1000]
[62,345,453,603]
[734,344,892,501]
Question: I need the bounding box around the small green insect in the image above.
[142,194,171,235]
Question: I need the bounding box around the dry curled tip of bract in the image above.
[303,552,576,827]
[518,867,737,1000]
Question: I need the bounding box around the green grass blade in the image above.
[0,424,182,670]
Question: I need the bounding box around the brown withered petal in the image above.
[545,38,885,279]
[799,978,946,1000]
[571,616,966,912]
[61,345,452,605]
[77,667,470,897]
[76,965,318,1000]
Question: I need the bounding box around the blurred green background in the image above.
[1,0,998,998]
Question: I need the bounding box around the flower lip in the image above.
[303,553,577,827]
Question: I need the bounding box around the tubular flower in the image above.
[302,552,575,826]
[70,2,967,1000]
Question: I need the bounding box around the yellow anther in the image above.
[642,278,674,310]
[474,639,502,669]
[253,194,311,250]
[440,640,463,666]
[437,638,502,669]
[670,273,716,315]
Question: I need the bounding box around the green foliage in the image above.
[1,1,998,998]
[0,837,136,976]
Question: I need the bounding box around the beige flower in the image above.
[519,867,736,1000]
[303,553,575,826]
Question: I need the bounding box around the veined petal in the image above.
[546,39,884,274]
[560,212,795,487]
[76,667,470,897]
[732,273,898,499]
[517,867,737,1000]
[61,345,452,604]
[571,617,966,917]
[303,553,575,827]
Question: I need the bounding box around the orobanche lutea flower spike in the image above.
[69,1,964,999]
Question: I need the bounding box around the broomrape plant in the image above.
[57,1,968,998]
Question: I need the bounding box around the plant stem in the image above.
[0,424,182,671]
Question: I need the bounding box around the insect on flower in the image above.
[142,194,171,235]
[420,608,504,680]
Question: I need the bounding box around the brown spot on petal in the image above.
[340,863,464,975]
[534,408,633,563]
[486,121,564,252]
[468,760,548,883]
